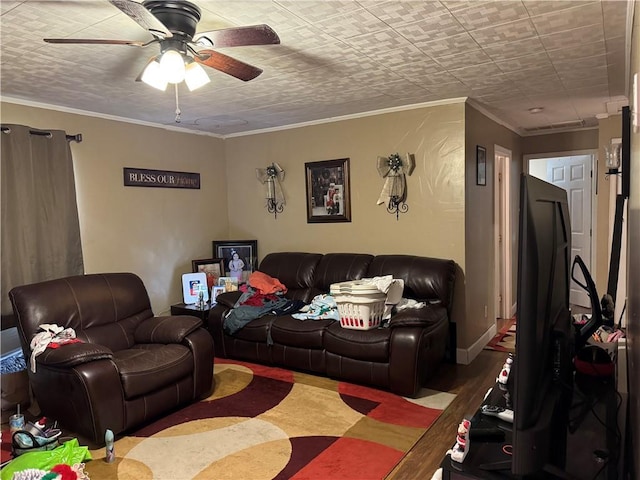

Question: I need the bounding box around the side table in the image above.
[170,302,214,323]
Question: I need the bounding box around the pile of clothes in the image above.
[223,273,428,336]
[222,271,305,335]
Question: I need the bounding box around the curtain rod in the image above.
[0,126,82,143]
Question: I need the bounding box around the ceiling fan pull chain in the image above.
[174,83,181,123]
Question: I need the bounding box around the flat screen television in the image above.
[511,173,574,477]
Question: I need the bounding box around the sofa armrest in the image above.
[389,304,448,328]
[134,316,202,344]
[36,343,113,369]
[215,291,243,308]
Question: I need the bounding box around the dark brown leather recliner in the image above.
[9,273,214,446]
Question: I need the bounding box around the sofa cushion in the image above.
[270,316,335,348]
[113,344,193,399]
[389,305,448,329]
[10,273,154,354]
[258,253,323,302]
[323,323,390,362]
[366,255,456,310]
[313,253,373,291]
[230,316,272,343]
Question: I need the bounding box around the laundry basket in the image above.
[330,281,387,330]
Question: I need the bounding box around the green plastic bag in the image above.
[1,438,92,480]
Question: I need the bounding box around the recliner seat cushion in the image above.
[230,316,272,343]
[270,316,334,348]
[113,344,193,399]
[323,323,390,362]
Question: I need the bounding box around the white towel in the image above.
[29,324,77,373]
[359,276,405,305]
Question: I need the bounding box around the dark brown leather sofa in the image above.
[9,273,214,445]
[208,253,456,397]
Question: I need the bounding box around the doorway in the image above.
[494,145,512,320]
[526,152,596,308]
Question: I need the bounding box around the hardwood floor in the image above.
[388,349,507,479]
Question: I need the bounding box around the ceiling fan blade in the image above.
[44,38,148,46]
[109,0,172,39]
[194,24,280,48]
[195,50,263,82]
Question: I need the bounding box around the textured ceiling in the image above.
[0,0,633,137]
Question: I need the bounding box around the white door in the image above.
[494,147,512,319]
[529,155,593,307]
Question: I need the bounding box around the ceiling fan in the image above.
[43,0,280,90]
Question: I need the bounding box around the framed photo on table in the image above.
[191,258,224,291]
[217,276,238,292]
[212,240,257,283]
[211,286,225,303]
[305,158,351,223]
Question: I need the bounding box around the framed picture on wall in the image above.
[305,158,351,223]
[476,146,487,186]
[212,240,257,283]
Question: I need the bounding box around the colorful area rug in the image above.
[484,318,516,353]
[84,358,455,480]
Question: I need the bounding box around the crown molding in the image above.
[0,96,225,139]
[2,95,467,139]
[222,97,469,138]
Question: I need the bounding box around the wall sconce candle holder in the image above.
[266,194,284,217]
[604,142,622,178]
[256,163,285,218]
[376,152,415,220]
[387,194,409,220]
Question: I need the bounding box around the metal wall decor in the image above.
[256,163,285,218]
[376,152,415,220]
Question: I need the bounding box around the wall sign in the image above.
[123,167,200,189]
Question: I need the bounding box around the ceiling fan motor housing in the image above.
[143,0,201,40]
[45,0,277,83]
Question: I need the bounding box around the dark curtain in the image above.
[1,124,84,316]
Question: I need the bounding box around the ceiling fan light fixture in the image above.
[184,61,210,91]
[141,59,168,91]
[160,49,186,84]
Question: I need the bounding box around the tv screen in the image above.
[511,173,574,477]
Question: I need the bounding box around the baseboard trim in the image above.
[456,323,497,365]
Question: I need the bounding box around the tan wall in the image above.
[3,97,617,358]
[521,129,599,154]
[464,104,523,350]
[1,101,228,315]
[225,103,466,260]
[596,115,623,293]
[224,102,468,336]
